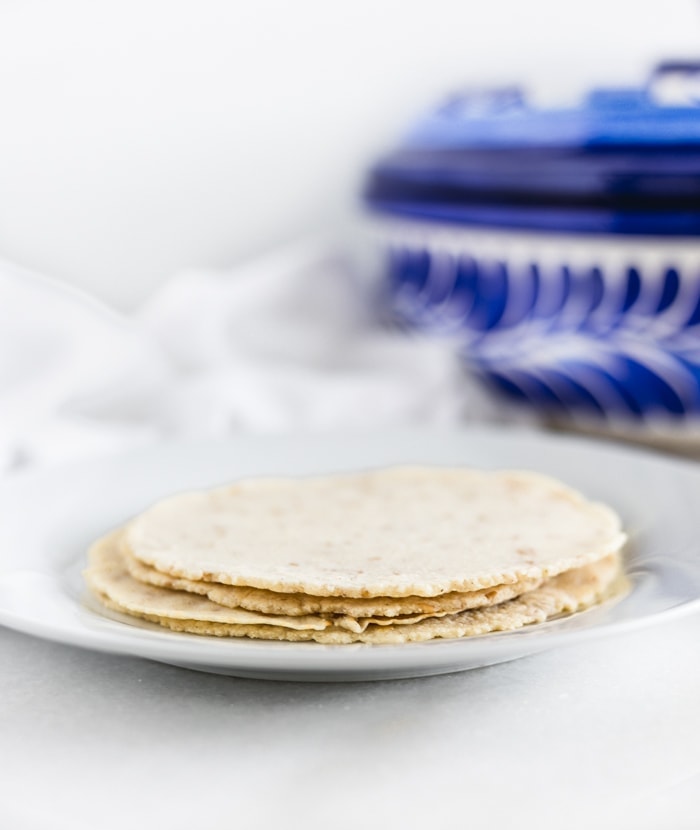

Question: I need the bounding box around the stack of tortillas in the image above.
[84,467,626,644]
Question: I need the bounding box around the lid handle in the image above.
[437,87,525,119]
[648,62,700,106]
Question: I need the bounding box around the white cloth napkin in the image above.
[1,240,502,473]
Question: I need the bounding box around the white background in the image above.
[0,0,699,308]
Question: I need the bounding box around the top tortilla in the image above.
[125,466,626,598]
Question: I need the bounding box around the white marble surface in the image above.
[2,611,699,830]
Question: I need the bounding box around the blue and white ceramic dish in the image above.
[364,65,700,445]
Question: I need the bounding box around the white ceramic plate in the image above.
[1,428,699,681]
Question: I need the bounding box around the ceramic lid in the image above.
[365,63,700,235]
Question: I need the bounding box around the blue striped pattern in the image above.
[383,242,700,421]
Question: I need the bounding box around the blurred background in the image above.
[1,0,698,308]
[4,0,700,470]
